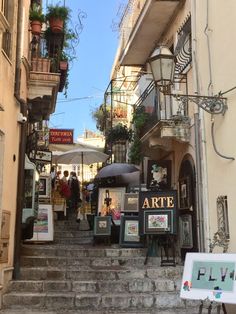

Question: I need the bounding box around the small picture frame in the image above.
[123,193,139,212]
[119,216,142,247]
[143,210,173,234]
[94,216,112,236]
[39,175,51,199]
[179,177,190,209]
[147,160,171,190]
[179,214,193,248]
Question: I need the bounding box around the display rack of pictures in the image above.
[146,160,171,190]
[119,216,143,247]
[94,216,112,236]
[139,190,177,235]
[28,204,54,241]
[98,187,126,225]
[179,214,193,248]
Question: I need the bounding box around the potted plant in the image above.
[46,4,70,33]
[29,3,45,35]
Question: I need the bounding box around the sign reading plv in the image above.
[180,253,236,304]
[49,129,74,144]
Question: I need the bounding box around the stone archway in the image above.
[178,155,199,260]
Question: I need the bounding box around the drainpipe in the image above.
[13,0,27,279]
[192,0,207,252]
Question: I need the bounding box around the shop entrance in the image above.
[178,156,199,260]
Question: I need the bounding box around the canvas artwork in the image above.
[39,176,51,199]
[94,216,112,236]
[148,214,168,229]
[179,177,190,209]
[147,160,171,190]
[98,187,126,222]
[123,193,139,212]
[119,216,142,247]
[179,214,193,248]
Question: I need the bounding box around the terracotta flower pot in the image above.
[49,17,64,33]
[31,20,42,35]
[59,60,68,71]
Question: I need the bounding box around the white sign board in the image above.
[180,253,236,304]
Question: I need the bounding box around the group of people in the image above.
[52,170,81,218]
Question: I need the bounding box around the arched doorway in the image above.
[178,155,199,260]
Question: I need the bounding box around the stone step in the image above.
[21,244,148,258]
[53,238,93,245]
[19,267,183,281]
[2,291,188,311]
[53,230,93,238]
[9,278,180,293]
[20,255,161,268]
[0,310,208,314]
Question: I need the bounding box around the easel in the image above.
[198,300,227,314]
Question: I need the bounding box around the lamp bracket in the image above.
[169,93,227,115]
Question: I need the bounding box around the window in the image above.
[1,0,14,59]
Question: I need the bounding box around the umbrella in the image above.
[54,147,109,183]
[96,163,139,179]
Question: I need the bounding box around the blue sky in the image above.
[49,1,125,141]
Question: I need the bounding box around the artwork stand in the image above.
[144,235,159,265]
[159,234,176,267]
[198,300,227,314]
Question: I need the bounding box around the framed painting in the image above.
[94,216,112,236]
[179,214,193,248]
[143,210,173,234]
[39,175,51,199]
[179,177,190,209]
[119,216,142,247]
[123,193,139,213]
[98,187,126,222]
[146,160,171,190]
[28,204,54,242]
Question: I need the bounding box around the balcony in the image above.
[28,35,61,122]
[119,0,181,66]
[134,82,190,152]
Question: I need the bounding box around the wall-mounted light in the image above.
[148,45,227,115]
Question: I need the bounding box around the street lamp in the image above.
[148,46,227,115]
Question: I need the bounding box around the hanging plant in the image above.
[46,4,70,33]
[91,104,111,132]
[132,105,149,134]
[29,3,45,35]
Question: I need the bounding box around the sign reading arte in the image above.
[180,253,236,304]
[49,129,74,144]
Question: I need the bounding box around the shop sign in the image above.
[30,150,52,163]
[180,253,236,304]
[49,129,74,144]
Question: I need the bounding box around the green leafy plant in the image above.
[132,105,149,133]
[129,135,142,165]
[91,104,111,132]
[29,3,45,23]
[107,123,132,143]
[46,4,70,21]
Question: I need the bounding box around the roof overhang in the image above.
[119,0,181,66]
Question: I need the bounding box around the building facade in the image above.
[108,0,236,257]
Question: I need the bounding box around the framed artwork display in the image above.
[147,160,171,190]
[94,216,112,236]
[119,216,142,247]
[123,193,139,212]
[98,187,126,222]
[144,210,173,235]
[179,176,191,209]
[179,214,193,248]
[28,204,54,242]
[39,175,51,199]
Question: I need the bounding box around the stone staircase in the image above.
[0,212,201,314]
